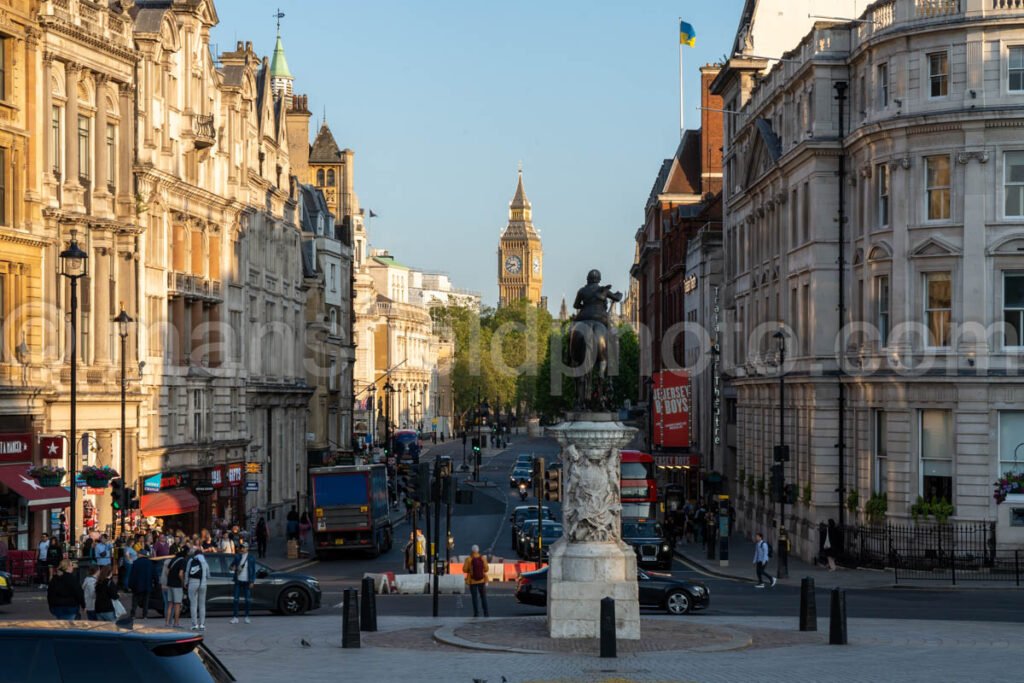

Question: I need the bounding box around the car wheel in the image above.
[278,587,310,616]
[665,590,691,615]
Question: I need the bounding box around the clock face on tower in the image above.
[532,257,540,274]
[504,255,523,274]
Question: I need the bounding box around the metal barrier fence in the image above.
[835,522,1020,584]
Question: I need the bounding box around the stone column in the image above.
[43,53,54,184]
[545,415,640,640]
[117,83,132,202]
[24,30,40,204]
[94,246,111,364]
[64,63,81,187]
[94,74,108,195]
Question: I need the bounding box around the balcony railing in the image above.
[193,114,216,149]
[167,271,223,302]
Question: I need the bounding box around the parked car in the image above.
[621,519,673,569]
[516,519,540,557]
[523,520,563,562]
[514,566,710,615]
[510,505,555,551]
[0,570,12,606]
[149,555,321,616]
[509,465,533,489]
[0,621,235,681]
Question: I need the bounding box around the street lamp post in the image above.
[773,329,789,579]
[367,383,377,450]
[114,306,133,541]
[59,231,88,555]
[383,381,395,500]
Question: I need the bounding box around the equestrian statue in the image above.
[568,270,623,411]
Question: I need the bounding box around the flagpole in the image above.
[679,18,684,139]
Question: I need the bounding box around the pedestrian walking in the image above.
[94,567,119,622]
[462,545,490,617]
[185,547,210,631]
[200,529,216,553]
[128,549,155,619]
[218,530,235,555]
[255,516,269,559]
[299,511,312,555]
[36,533,51,589]
[230,543,256,624]
[47,559,84,620]
[158,553,171,617]
[82,566,100,620]
[45,534,62,583]
[415,529,427,574]
[821,519,839,571]
[403,533,416,574]
[165,548,188,628]
[753,532,776,588]
[286,506,300,541]
[93,534,112,568]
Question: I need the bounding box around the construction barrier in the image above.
[393,574,430,594]
[437,575,465,594]
[362,572,397,594]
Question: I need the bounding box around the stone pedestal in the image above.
[545,414,640,640]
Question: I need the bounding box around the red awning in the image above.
[140,489,200,517]
[0,464,71,509]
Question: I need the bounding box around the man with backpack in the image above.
[753,532,777,588]
[185,546,210,631]
[128,549,155,619]
[461,545,490,617]
[230,542,256,624]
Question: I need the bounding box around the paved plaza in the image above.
[203,613,1023,683]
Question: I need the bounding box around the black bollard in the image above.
[599,597,616,658]
[828,588,847,645]
[342,588,361,648]
[799,577,817,631]
[360,577,378,632]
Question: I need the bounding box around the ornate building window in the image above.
[106,124,117,193]
[927,52,949,98]
[923,271,952,348]
[877,63,889,108]
[1005,151,1024,217]
[77,115,91,183]
[876,164,889,227]
[0,148,6,226]
[925,155,951,221]
[920,409,953,502]
[1009,47,1024,93]
[1002,272,1024,347]
[51,106,62,176]
[875,274,890,346]
[0,37,7,100]
[327,169,336,187]
[316,169,324,186]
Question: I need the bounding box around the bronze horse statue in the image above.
[567,270,623,411]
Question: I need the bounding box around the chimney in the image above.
[700,65,724,194]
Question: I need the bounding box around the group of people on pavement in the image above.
[43,527,262,628]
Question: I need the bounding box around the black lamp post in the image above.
[114,306,133,540]
[367,383,377,449]
[59,230,88,554]
[773,329,789,578]
[383,381,395,500]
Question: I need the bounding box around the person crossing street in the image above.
[462,545,490,618]
[753,532,777,588]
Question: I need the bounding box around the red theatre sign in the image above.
[0,433,33,463]
[653,371,691,448]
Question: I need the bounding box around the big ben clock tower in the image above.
[498,168,543,307]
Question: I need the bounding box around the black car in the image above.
[514,566,710,615]
[621,519,673,569]
[523,520,563,562]
[509,465,533,489]
[510,505,554,551]
[150,555,322,616]
[0,621,235,681]
[0,570,11,606]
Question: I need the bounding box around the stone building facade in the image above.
[714,0,1024,557]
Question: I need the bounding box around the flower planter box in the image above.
[34,475,61,487]
[84,478,110,489]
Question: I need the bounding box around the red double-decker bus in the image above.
[620,450,657,519]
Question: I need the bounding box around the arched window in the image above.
[327,169,336,187]
[316,169,324,186]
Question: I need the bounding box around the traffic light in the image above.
[773,445,790,462]
[544,467,561,502]
[770,464,785,501]
[471,437,481,455]
[127,487,139,510]
[410,462,430,502]
[110,478,126,511]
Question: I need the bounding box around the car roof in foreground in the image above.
[0,621,200,641]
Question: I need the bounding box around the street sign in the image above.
[245,481,259,492]
[194,481,214,494]
[245,462,262,474]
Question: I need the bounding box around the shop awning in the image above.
[140,489,200,517]
[0,464,71,509]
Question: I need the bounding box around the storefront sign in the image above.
[245,462,262,474]
[39,436,64,460]
[0,433,32,463]
[683,274,698,294]
[194,481,214,494]
[211,467,224,488]
[227,463,244,487]
[653,371,691,448]
[655,454,701,468]
[245,481,259,492]
[143,474,162,493]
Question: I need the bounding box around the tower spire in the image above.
[269,11,294,104]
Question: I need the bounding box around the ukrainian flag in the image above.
[679,21,696,47]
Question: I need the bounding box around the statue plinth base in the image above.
[547,539,640,639]
[545,415,640,640]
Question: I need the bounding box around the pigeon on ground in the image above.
[300,638,312,648]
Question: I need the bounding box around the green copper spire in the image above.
[270,32,292,80]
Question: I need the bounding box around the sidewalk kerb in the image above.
[433,624,547,654]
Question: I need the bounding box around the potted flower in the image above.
[80,465,119,488]
[27,464,66,488]
[994,471,1024,504]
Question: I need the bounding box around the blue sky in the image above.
[212,0,747,310]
